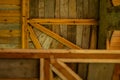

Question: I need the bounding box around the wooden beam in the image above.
[51,59,82,80]
[0,49,120,61]
[112,0,120,6]
[27,26,42,49]
[58,59,120,63]
[29,19,98,25]
[29,23,81,49]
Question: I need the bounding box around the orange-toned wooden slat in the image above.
[109,46,120,50]
[0,0,20,5]
[43,59,51,80]
[22,0,29,49]
[112,0,120,6]
[110,42,120,46]
[0,17,20,23]
[0,37,20,44]
[112,31,120,37]
[27,26,42,49]
[29,23,81,49]
[0,30,20,37]
[29,19,98,25]
[0,5,20,10]
[0,78,38,80]
[51,59,82,80]
[110,37,120,43]
[0,10,20,17]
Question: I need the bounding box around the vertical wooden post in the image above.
[22,0,29,48]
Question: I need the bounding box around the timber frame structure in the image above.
[0,0,120,80]
[1,49,120,80]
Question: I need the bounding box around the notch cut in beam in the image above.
[29,19,98,25]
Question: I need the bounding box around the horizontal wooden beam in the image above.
[0,49,120,63]
[29,19,98,25]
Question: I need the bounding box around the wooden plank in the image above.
[0,37,20,44]
[110,42,120,46]
[60,0,68,39]
[0,44,21,48]
[78,0,90,79]
[0,23,20,30]
[22,0,29,48]
[111,37,120,42]
[30,23,81,49]
[51,60,82,80]
[42,36,53,49]
[51,0,60,50]
[0,5,20,10]
[112,31,120,36]
[90,26,97,49]
[98,0,120,79]
[87,0,99,80]
[0,30,20,37]
[59,59,120,63]
[30,0,39,18]
[0,79,38,80]
[67,0,77,72]
[53,0,60,34]
[38,0,44,18]
[0,17,20,23]
[1,49,120,59]
[0,0,20,5]
[29,19,98,25]
[109,46,120,50]
[44,0,55,19]
[44,0,55,30]
[112,0,120,6]
[76,0,83,48]
[0,10,20,17]
[44,59,51,80]
[27,26,42,49]
[37,33,48,45]
[50,40,59,49]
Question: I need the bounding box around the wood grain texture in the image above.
[30,23,81,49]
[30,0,39,18]
[45,0,55,30]
[27,26,42,49]
[0,23,20,30]
[30,19,97,25]
[0,0,20,5]
[112,0,120,6]
[90,0,117,80]
[0,10,20,17]
[60,0,68,39]
[38,0,45,18]
[51,60,82,80]
[0,17,20,23]
[0,30,20,37]
[67,0,77,72]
